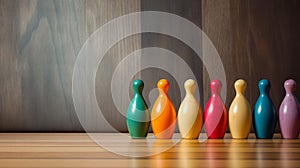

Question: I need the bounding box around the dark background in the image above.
[0,0,299,132]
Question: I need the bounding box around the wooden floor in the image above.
[0,133,299,168]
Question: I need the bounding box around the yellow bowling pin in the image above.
[178,79,203,139]
[229,79,252,139]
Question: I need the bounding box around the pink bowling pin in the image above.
[279,79,300,139]
[204,79,228,139]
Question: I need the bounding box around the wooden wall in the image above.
[202,0,300,131]
[0,0,200,132]
[140,0,202,133]
[0,0,299,132]
[0,0,141,132]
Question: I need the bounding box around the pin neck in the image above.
[212,93,220,98]
[211,89,221,96]
[236,92,245,96]
[285,91,293,96]
[184,80,196,98]
[284,86,295,96]
[234,81,246,96]
[284,79,296,95]
[210,80,221,95]
[235,88,245,96]
[285,93,292,97]
[134,90,142,95]
[258,79,270,96]
[132,79,144,95]
[259,87,270,97]
[133,87,143,95]
[185,89,194,96]
[259,91,268,97]
[159,88,168,95]
[158,85,169,96]
[185,92,196,99]
[284,87,295,95]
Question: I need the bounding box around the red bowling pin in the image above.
[204,79,228,139]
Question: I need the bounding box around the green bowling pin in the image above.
[126,79,150,138]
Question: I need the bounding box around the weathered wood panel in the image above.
[141,0,203,132]
[0,0,141,132]
[1,0,299,133]
[202,0,300,132]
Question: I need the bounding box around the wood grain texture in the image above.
[0,133,299,167]
[92,0,141,132]
[0,0,140,132]
[0,0,85,131]
[141,0,203,133]
[0,0,201,132]
[141,0,203,107]
[202,0,300,132]
[1,0,299,133]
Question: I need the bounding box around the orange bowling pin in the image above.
[151,79,177,139]
[229,79,252,139]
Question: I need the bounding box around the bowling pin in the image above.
[178,79,203,139]
[151,79,177,139]
[279,79,300,139]
[126,79,150,138]
[253,79,277,139]
[229,79,252,139]
[204,79,228,139]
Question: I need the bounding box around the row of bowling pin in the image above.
[229,79,300,139]
[126,78,300,139]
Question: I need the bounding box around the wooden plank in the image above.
[0,152,300,160]
[0,159,299,168]
[0,146,299,153]
[0,133,299,167]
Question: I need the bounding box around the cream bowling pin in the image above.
[279,79,300,139]
[178,79,203,139]
[229,79,252,139]
[204,79,228,139]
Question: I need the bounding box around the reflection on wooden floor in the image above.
[0,133,299,167]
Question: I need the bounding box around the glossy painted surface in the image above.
[204,79,228,139]
[253,79,277,139]
[151,79,177,139]
[279,79,300,139]
[178,79,203,139]
[229,79,252,139]
[126,80,150,138]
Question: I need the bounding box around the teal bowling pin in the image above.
[126,79,150,138]
[253,79,277,139]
